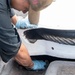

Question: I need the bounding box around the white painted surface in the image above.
[18,29,75,59]
[18,0,75,59]
[39,0,75,30]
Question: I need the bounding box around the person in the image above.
[0,0,53,70]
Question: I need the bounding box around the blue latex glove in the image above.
[16,18,37,29]
[31,60,46,70]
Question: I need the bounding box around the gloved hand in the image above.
[16,18,37,29]
[31,60,46,70]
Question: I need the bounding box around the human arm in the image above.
[14,43,34,68]
[15,45,46,70]
[11,14,37,29]
[11,14,18,25]
[14,43,46,70]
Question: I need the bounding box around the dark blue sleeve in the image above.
[0,1,21,62]
[10,9,15,18]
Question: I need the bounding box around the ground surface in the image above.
[1,55,75,75]
[0,56,48,75]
